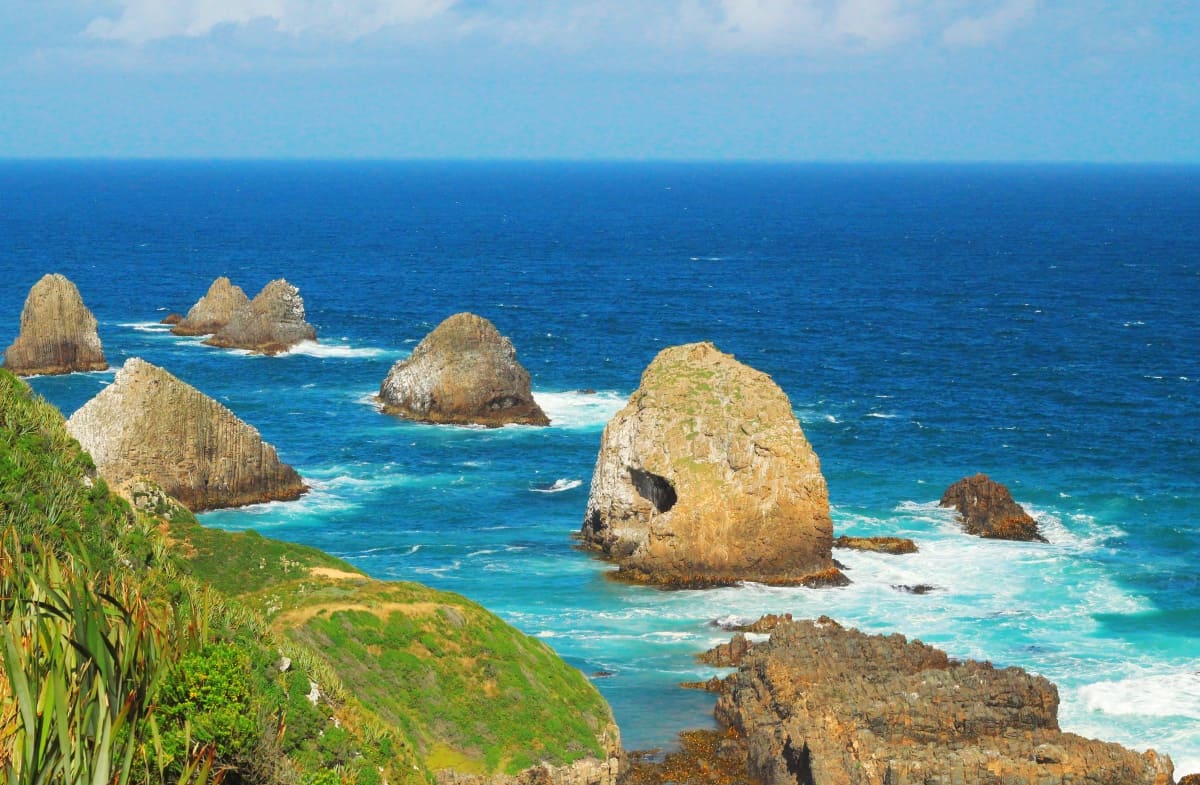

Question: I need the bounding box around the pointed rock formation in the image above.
[581,342,839,587]
[66,358,306,511]
[171,276,250,336]
[378,312,549,427]
[204,278,316,355]
[940,473,1047,542]
[712,617,1174,785]
[2,273,107,376]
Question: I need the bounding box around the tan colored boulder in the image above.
[170,276,250,336]
[66,357,306,511]
[2,273,107,376]
[204,278,316,355]
[580,342,839,587]
[378,312,549,427]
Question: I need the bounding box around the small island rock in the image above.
[940,473,1047,542]
[66,357,306,511]
[378,312,549,427]
[2,273,107,376]
[205,278,316,355]
[171,276,250,336]
[581,341,840,587]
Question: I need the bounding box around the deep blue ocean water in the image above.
[2,161,1198,771]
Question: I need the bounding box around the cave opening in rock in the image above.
[628,467,677,513]
[782,737,815,785]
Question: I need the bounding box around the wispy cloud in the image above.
[677,0,918,53]
[85,0,458,44]
[942,0,1037,48]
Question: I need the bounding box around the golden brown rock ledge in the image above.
[710,617,1174,785]
[66,357,306,511]
[2,273,107,376]
[378,312,549,427]
[580,341,842,588]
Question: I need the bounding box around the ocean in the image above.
[2,161,1197,772]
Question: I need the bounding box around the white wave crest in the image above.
[531,478,583,494]
[1079,671,1200,719]
[118,321,174,333]
[281,340,390,359]
[533,390,627,429]
[866,412,899,419]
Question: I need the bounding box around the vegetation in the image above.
[0,369,615,784]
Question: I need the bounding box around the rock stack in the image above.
[66,358,306,511]
[940,473,1047,542]
[711,617,1174,785]
[581,342,839,587]
[205,278,317,355]
[171,276,250,336]
[378,312,549,427]
[2,273,107,376]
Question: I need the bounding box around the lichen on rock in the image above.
[378,312,549,427]
[204,278,316,355]
[65,357,306,511]
[940,472,1047,542]
[580,341,840,587]
[171,276,250,336]
[2,273,107,376]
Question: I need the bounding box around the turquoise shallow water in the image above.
[4,161,1198,771]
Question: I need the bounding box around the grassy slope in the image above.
[169,513,613,775]
[1,368,614,782]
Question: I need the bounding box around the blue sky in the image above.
[1,1,1197,161]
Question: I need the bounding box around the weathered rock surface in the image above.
[205,278,316,355]
[580,342,838,587]
[833,535,918,554]
[378,312,549,427]
[713,617,1174,785]
[696,633,753,667]
[66,357,306,511]
[170,276,250,336]
[2,273,107,376]
[940,472,1047,542]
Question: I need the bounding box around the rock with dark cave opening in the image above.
[378,312,549,427]
[580,341,839,588]
[940,473,1047,542]
[2,273,107,376]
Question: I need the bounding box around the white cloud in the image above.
[676,0,919,54]
[85,0,458,44]
[942,0,1037,48]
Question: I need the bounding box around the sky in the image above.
[0,1,1197,161]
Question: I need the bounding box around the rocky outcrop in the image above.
[580,342,838,587]
[833,535,918,554]
[65,357,306,511]
[940,473,1047,542]
[713,617,1174,785]
[378,312,549,427]
[2,273,107,376]
[170,276,250,336]
[696,633,753,667]
[204,278,316,355]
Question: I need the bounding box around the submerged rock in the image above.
[378,312,549,427]
[171,276,250,336]
[940,473,1047,542]
[833,535,918,554]
[205,278,316,355]
[2,273,107,376]
[581,342,839,588]
[714,617,1174,785]
[66,357,306,511]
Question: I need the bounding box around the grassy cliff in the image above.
[0,368,614,784]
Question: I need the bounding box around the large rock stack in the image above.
[205,278,317,355]
[170,276,250,336]
[940,473,1046,542]
[581,342,839,587]
[66,357,306,511]
[2,273,107,376]
[378,312,549,427]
